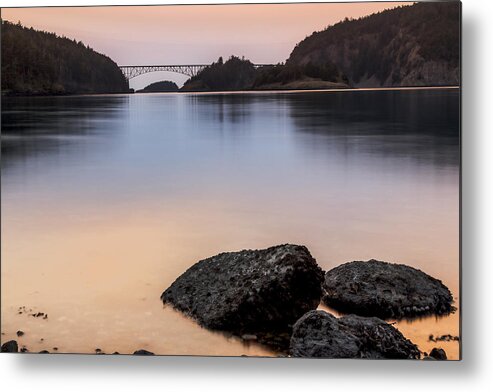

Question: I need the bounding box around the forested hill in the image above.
[1,21,129,95]
[182,55,349,91]
[182,56,258,91]
[287,2,460,87]
[137,80,179,93]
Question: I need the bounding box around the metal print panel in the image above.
[0,1,461,359]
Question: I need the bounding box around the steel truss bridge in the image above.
[119,64,274,80]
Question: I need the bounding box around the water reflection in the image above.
[1,90,460,358]
[287,90,459,168]
[2,95,129,171]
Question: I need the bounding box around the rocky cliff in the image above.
[287,2,460,87]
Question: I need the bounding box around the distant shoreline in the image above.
[3,85,460,99]
[151,85,461,95]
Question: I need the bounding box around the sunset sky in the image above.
[1,2,413,88]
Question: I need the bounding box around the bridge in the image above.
[119,64,275,80]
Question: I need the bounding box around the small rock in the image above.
[429,347,447,360]
[16,330,25,337]
[53,347,58,351]
[95,348,102,353]
[20,347,29,353]
[39,350,50,354]
[1,340,18,353]
[133,349,155,355]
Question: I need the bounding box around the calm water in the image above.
[1,89,460,358]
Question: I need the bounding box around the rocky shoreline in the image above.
[1,244,457,358]
[160,244,456,359]
[0,339,156,356]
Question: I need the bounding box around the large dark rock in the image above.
[1,340,19,353]
[323,260,454,319]
[290,310,420,359]
[161,244,324,343]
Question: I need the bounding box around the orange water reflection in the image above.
[1,196,459,358]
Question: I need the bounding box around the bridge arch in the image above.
[119,64,274,80]
[119,65,208,80]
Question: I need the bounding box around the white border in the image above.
[1,1,492,391]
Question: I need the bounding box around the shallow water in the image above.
[1,89,460,358]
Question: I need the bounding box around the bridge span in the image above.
[119,64,274,80]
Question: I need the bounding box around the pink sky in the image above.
[1,2,413,88]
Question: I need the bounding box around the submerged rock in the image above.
[323,260,454,319]
[133,349,155,355]
[161,244,324,346]
[429,334,460,342]
[290,310,420,359]
[1,340,19,353]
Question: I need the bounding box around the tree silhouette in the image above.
[1,21,129,95]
